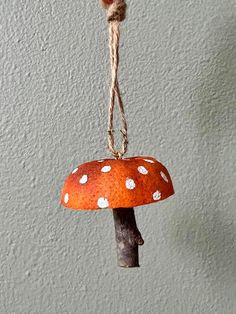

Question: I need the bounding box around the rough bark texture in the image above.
[112,208,144,267]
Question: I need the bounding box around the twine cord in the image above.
[102,0,128,159]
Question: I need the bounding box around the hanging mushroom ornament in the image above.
[61,0,174,267]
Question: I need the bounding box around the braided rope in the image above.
[101,0,128,159]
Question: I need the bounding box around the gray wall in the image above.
[1,0,236,313]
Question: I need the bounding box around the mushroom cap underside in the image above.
[61,156,174,210]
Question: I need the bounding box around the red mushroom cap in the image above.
[61,156,174,210]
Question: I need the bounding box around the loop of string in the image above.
[101,0,128,159]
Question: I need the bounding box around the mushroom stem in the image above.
[112,208,144,267]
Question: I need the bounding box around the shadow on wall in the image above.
[171,211,236,285]
[170,19,236,287]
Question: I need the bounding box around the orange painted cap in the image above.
[61,156,174,210]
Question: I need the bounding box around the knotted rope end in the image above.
[100,0,127,23]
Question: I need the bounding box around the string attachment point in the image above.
[100,0,114,9]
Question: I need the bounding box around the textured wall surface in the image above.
[1,0,236,313]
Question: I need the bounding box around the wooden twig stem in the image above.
[112,208,144,267]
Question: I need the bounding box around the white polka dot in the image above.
[79,175,88,184]
[144,159,155,163]
[126,178,136,190]
[153,190,161,201]
[97,197,109,209]
[101,165,111,173]
[64,193,69,204]
[72,167,78,174]
[138,166,148,175]
[98,160,104,163]
[160,171,168,182]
